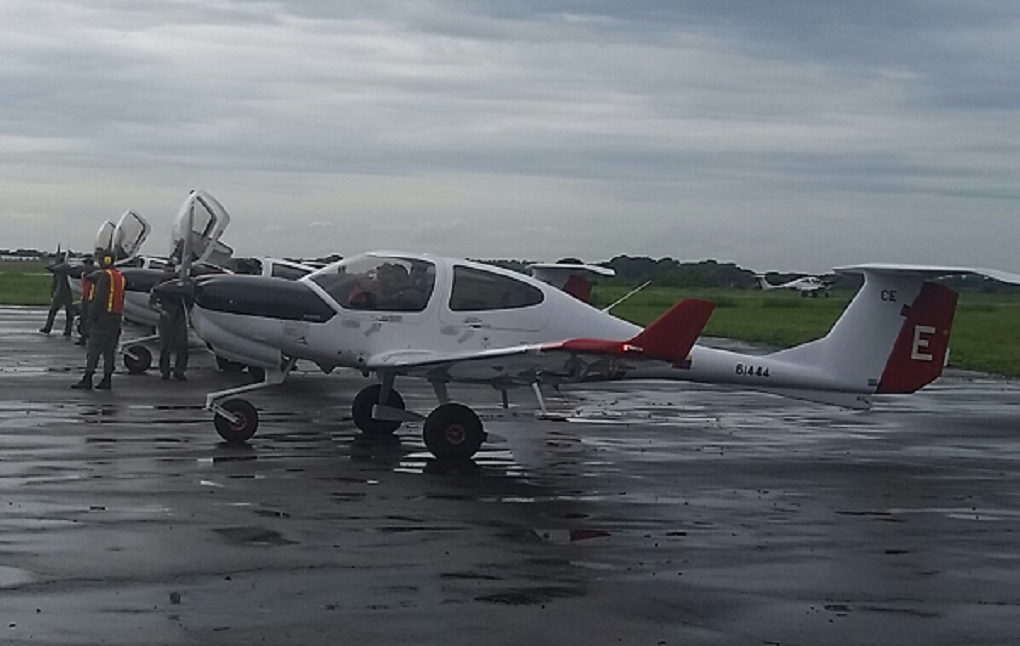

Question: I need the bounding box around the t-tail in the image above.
[529,262,615,304]
[754,274,776,291]
[634,264,1020,409]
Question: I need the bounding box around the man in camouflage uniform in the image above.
[40,255,74,336]
[72,255,126,391]
[151,264,189,381]
[75,256,96,346]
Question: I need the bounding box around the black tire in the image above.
[215,355,246,372]
[423,403,484,459]
[123,346,152,374]
[352,384,405,435]
[214,399,259,443]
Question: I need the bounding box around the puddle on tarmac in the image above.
[0,366,51,376]
[534,528,611,543]
[213,526,297,546]
[394,450,525,477]
[0,566,35,587]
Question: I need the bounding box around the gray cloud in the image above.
[0,1,1017,273]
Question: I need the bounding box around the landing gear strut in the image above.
[206,357,297,444]
[352,383,406,435]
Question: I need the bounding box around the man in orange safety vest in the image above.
[72,254,126,391]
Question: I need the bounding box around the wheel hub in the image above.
[444,424,466,445]
[230,413,247,431]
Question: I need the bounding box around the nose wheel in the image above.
[123,345,152,374]
[423,403,485,459]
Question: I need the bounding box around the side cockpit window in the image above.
[449,265,544,311]
[311,255,435,312]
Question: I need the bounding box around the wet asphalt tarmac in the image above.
[1,306,1019,645]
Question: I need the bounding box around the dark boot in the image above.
[71,374,93,390]
[96,375,112,390]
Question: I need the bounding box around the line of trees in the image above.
[484,256,851,290]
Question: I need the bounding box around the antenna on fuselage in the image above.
[602,280,651,313]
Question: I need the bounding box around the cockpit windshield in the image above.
[309,254,436,312]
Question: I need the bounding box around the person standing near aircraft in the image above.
[39,255,74,336]
[76,256,96,346]
[72,255,126,391]
[151,264,189,381]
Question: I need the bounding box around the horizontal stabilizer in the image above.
[555,299,715,364]
[836,263,1020,286]
[529,263,615,304]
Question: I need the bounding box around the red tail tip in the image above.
[877,282,958,394]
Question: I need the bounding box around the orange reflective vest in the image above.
[82,275,95,302]
[101,269,126,314]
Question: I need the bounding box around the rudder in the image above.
[876,282,958,394]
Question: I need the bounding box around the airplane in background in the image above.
[69,210,154,323]
[755,273,833,297]
[79,192,316,373]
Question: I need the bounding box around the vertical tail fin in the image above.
[754,275,773,290]
[771,267,959,393]
[562,275,593,303]
[529,263,615,305]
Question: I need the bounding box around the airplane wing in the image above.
[366,299,715,386]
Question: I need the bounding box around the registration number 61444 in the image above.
[735,363,770,378]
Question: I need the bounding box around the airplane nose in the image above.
[152,276,195,303]
[192,275,335,323]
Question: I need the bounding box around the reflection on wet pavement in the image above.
[1,306,1020,644]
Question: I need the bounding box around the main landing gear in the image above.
[422,403,484,459]
[205,369,489,460]
[350,378,487,459]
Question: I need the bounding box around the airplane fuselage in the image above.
[190,252,641,377]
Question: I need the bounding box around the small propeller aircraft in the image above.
[754,273,833,297]
[160,237,1020,459]
[68,211,154,331]
[79,192,316,373]
[156,227,714,459]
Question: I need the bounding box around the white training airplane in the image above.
[94,192,315,373]
[755,273,833,297]
[70,210,153,322]
[156,246,713,459]
[159,206,1020,459]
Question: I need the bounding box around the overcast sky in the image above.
[2,1,1017,273]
